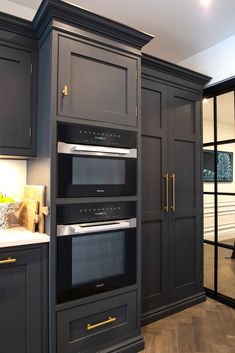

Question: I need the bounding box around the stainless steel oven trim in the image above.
[58,142,137,158]
[57,218,136,236]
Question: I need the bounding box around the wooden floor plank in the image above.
[178,322,196,353]
[141,298,235,353]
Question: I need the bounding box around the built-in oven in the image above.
[57,202,136,303]
[57,123,137,198]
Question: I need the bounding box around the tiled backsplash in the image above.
[0,160,26,200]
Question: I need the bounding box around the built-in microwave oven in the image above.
[57,202,136,303]
[57,123,137,198]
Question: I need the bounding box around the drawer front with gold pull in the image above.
[87,315,116,331]
[57,291,137,353]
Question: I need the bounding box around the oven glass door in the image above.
[57,143,137,197]
[57,227,136,303]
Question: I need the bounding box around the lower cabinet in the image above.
[0,245,48,353]
[57,291,139,353]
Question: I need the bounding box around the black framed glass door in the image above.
[203,82,235,308]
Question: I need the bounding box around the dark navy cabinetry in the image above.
[58,36,138,127]
[141,55,211,325]
[57,291,138,353]
[27,1,153,353]
[0,2,212,352]
[0,244,48,353]
[0,14,37,156]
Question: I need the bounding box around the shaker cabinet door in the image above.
[168,86,202,301]
[0,248,43,353]
[0,45,33,153]
[141,79,169,316]
[141,77,204,324]
[58,36,137,126]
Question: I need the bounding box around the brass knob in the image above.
[62,85,68,96]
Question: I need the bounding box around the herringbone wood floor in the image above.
[141,298,235,353]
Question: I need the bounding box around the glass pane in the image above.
[218,246,235,299]
[218,195,235,246]
[217,91,235,141]
[203,146,214,192]
[204,243,214,290]
[204,194,215,241]
[72,157,125,185]
[216,143,235,193]
[72,231,125,286]
[203,97,214,143]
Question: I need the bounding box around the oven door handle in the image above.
[72,145,131,155]
[71,221,131,234]
[57,218,136,236]
[58,142,137,158]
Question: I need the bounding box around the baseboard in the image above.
[141,291,206,326]
[101,335,145,353]
[205,288,235,309]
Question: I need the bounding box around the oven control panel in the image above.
[58,122,137,149]
[57,202,136,225]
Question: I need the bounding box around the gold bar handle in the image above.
[62,85,68,96]
[0,257,16,265]
[87,316,116,331]
[163,174,169,212]
[170,173,176,212]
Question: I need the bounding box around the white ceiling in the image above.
[2,0,235,63]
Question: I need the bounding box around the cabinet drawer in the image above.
[57,291,137,353]
[58,36,137,127]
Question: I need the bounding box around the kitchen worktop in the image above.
[0,225,50,248]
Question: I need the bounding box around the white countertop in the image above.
[0,225,50,248]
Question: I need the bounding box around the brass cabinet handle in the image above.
[87,316,116,331]
[0,257,16,265]
[163,174,169,212]
[170,173,176,212]
[62,85,69,96]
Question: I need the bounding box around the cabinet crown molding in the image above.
[142,54,211,86]
[33,0,154,49]
[0,12,36,39]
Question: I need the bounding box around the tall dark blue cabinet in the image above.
[141,55,210,325]
[27,1,153,352]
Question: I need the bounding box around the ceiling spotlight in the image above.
[200,0,213,8]
[202,98,208,104]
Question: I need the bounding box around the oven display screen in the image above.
[72,231,125,286]
[72,157,125,185]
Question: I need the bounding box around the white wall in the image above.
[0,160,26,200]
[179,34,235,86]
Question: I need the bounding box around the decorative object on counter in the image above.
[0,193,22,229]
[19,185,49,233]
